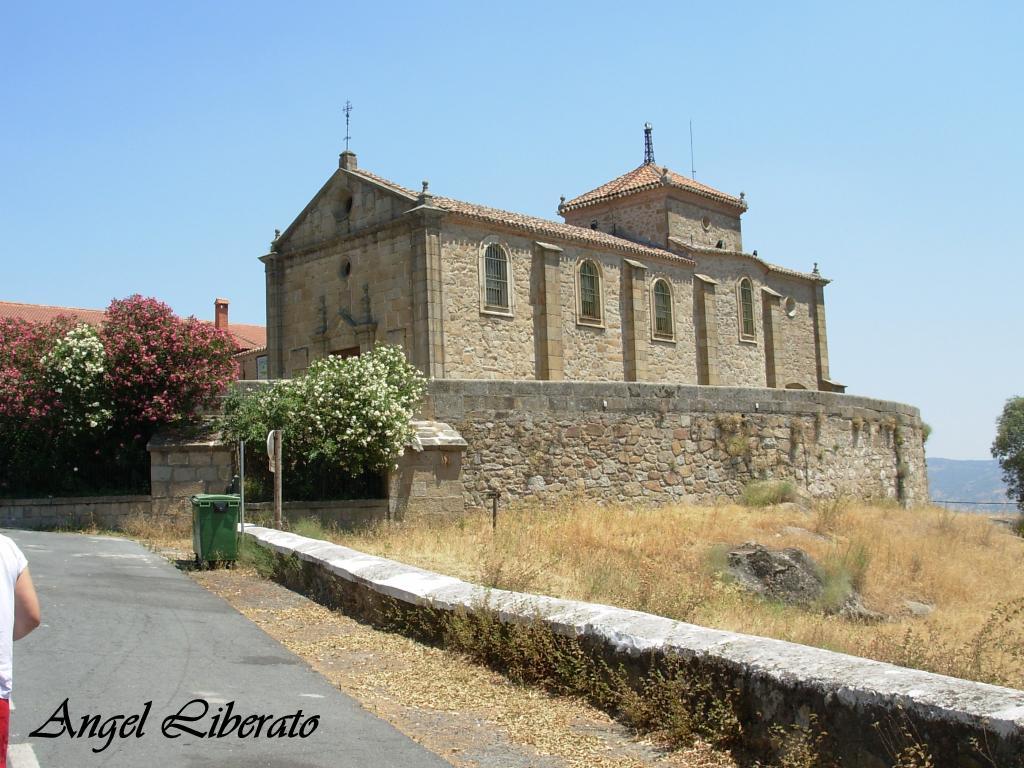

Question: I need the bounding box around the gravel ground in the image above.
[186,561,737,768]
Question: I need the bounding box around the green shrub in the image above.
[741,480,797,507]
[222,345,425,501]
[288,517,330,542]
[237,536,276,578]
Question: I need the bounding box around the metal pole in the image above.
[239,439,246,534]
[273,430,283,529]
[486,489,501,530]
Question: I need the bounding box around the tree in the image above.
[101,295,237,432]
[992,396,1024,512]
[0,295,238,496]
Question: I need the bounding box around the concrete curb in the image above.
[241,525,1024,766]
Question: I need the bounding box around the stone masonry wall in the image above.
[0,496,150,529]
[640,264,699,383]
[272,175,417,378]
[148,431,234,516]
[245,526,1024,768]
[690,252,820,390]
[565,194,668,244]
[440,221,701,383]
[666,195,743,252]
[441,225,541,379]
[423,380,928,509]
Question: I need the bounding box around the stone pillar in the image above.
[532,242,564,380]
[388,420,468,520]
[622,259,649,382]
[261,252,285,379]
[148,426,235,517]
[694,274,720,385]
[410,209,446,379]
[812,283,831,391]
[761,287,782,388]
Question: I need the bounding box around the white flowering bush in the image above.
[222,345,426,482]
[40,324,112,434]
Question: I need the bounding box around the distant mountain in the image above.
[927,458,1015,512]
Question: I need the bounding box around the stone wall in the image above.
[691,252,822,390]
[244,500,388,529]
[441,225,542,379]
[667,195,743,252]
[244,526,1024,768]
[387,420,468,520]
[264,173,420,379]
[0,496,150,529]
[422,380,928,509]
[148,429,235,516]
[265,168,826,391]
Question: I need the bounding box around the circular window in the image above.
[784,297,797,317]
[701,215,711,231]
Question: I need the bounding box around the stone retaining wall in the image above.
[242,525,1024,768]
[244,500,388,528]
[0,496,150,529]
[422,380,928,508]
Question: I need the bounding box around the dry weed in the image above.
[330,501,1024,688]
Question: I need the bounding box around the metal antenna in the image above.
[643,123,655,165]
[689,120,695,179]
[343,100,353,152]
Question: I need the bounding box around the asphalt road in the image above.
[4,529,453,768]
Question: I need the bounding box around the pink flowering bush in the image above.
[101,295,236,428]
[0,296,237,496]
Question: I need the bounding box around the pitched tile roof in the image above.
[226,324,267,351]
[560,163,746,213]
[0,301,267,351]
[670,241,828,284]
[433,196,694,265]
[346,168,693,265]
[350,168,418,199]
[0,300,106,327]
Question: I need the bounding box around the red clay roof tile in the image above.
[560,163,745,213]
[0,301,267,351]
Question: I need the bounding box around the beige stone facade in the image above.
[262,145,840,392]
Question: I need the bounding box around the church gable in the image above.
[274,155,417,253]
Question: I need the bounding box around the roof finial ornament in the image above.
[812,262,820,276]
[644,122,655,165]
[419,179,433,205]
[343,100,353,152]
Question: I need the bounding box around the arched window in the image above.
[482,243,510,312]
[652,279,674,339]
[577,260,602,323]
[738,278,756,340]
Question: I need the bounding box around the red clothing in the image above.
[0,697,9,768]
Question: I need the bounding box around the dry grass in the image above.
[193,568,737,768]
[120,513,192,552]
[324,499,1024,689]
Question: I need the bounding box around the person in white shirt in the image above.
[0,534,40,768]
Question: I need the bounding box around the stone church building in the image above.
[262,129,843,392]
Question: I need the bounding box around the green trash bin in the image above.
[191,494,241,565]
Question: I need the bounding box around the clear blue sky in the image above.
[2,1,1021,460]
